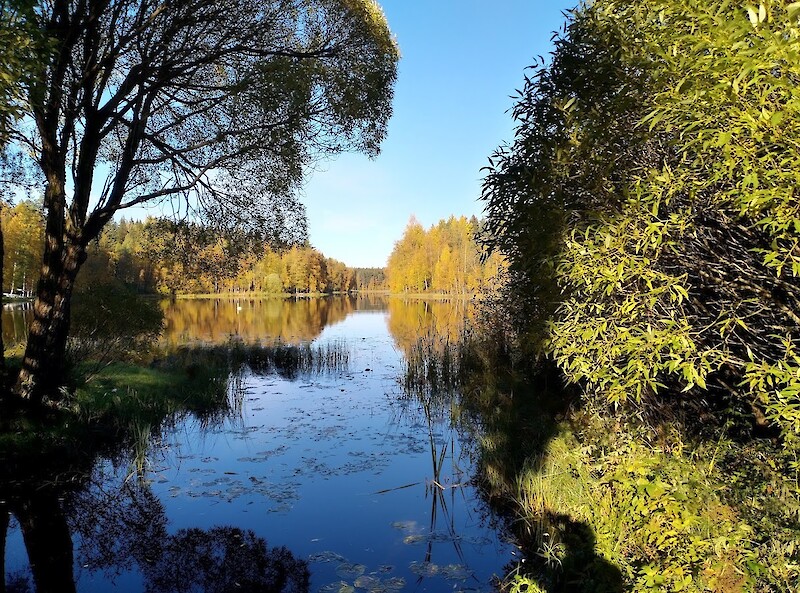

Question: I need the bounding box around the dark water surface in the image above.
[2,296,515,592]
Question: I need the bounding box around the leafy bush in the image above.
[482,0,800,439]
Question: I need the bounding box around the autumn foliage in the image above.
[2,210,380,298]
[386,216,505,294]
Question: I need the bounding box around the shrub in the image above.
[482,0,800,439]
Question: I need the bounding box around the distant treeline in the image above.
[386,215,505,294]
[4,203,501,297]
[2,203,385,295]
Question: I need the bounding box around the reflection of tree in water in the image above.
[1,488,77,593]
[389,368,488,588]
[160,297,357,347]
[146,527,307,593]
[352,293,389,312]
[0,303,32,351]
[393,306,624,592]
[462,365,624,593]
[0,432,92,593]
[72,478,308,593]
[70,468,308,593]
[386,297,475,355]
[1,411,308,593]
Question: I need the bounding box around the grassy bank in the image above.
[492,408,798,592]
[74,339,350,422]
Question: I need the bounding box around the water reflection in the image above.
[388,299,624,590]
[71,475,309,593]
[386,298,474,355]
[2,295,475,353]
[1,467,78,593]
[161,297,359,346]
[1,302,31,350]
[0,411,309,593]
[3,297,515,592]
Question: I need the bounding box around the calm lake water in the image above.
[2,296,516,592]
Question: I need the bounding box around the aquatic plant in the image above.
[161,338,351,380]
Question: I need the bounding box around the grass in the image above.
[73,339,351,424]
[73,361,231,423]
[503,416,756,592]
[159,338,351,378]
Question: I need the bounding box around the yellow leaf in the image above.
[746,4,759,25]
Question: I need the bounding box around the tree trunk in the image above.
[16,239,85,404]
[16,491,77,593]
[0,504,8,593]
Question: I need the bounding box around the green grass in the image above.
[505,416,757,592]
[74,361,229,422]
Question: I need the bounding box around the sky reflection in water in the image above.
[2,297,514,592]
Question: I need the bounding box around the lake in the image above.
[1,296,517,593]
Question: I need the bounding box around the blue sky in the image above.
[300,0,577,268]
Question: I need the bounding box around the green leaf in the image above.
[714,131,732,147]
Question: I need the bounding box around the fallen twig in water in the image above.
[372,482,421,495]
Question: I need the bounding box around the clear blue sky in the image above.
[301,0,577,268]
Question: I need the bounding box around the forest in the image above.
[1,204,387,296]
[3,204,505,298]
[385,215,506,294]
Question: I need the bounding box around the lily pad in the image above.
[383,576,405,591]
[336,562,366,579]
[353,575,382,590]
[308,550,347,564]
[319,581,355,593]
[441,564,472,580]
[408,561,439,577]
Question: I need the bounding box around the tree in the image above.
[482,0,800,436]
[386,215,497,294]
[0,0,43,143]
[2,200,44,295]
[3,0,398,402]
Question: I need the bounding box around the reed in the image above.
[160,338,351,379]
[401,332,465,399]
